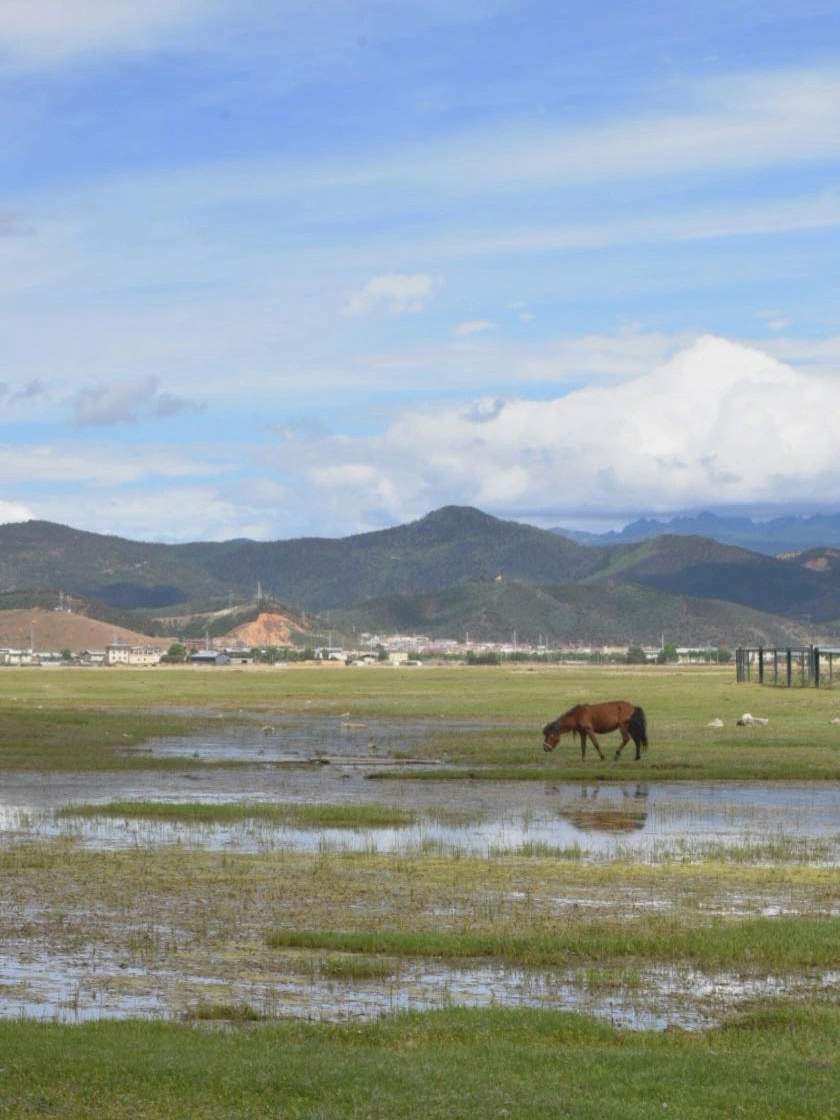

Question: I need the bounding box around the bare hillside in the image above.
[0,608,170,653]
[223,611,304,647]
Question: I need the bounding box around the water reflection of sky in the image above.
[2,949,827,1031]
[3,779,840,860]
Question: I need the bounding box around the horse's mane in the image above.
[544,704,586,734]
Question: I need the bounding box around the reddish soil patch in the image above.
[224,611,305,647]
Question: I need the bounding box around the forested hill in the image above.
[0,509,596,611]
[1,507,840,645]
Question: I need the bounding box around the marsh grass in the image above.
[292,953,400,980]
[0,708,223,771]
[499,841,584,859]
[686,838,839,864]
[183,1000,271,1022]
[2,1005,840,1119]
[266,914,840,973]
[574,965,644,991]
[3,837,840,1042]
[55,800,419,829]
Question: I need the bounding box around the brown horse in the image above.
[542,701,648,761]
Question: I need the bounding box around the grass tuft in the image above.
[55,800,418,829]
[267,915,840,972]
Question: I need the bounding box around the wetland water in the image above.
[2,716,840,1028]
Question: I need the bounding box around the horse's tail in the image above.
[629,706,648,752]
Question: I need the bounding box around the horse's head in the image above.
[542,722,561,752]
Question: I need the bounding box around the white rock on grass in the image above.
[737,713,769,726]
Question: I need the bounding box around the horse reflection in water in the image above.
[560,785,649,833]
[542,700,648,761]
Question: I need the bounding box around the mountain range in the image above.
[557,511,840,555]
[0,507,839,648]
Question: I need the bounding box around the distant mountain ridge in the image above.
[0,509,594,613]
[557,512,840,555]
[2,507,840,646]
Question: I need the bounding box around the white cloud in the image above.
[0,443,217,486]
[13,336,840,542]
[271,337,840,528]
[0,0,216,68]
[0,499,33,524]
[71,377,197,427]
[357,328,686,389]
[756,310,791,332]
[393,68,840,193]
[59,485,263,543]
[45,77,840,245]
[343,273,440,317]
[762,335,840,378]
[453,320,495,337]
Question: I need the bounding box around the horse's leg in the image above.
[618,720,643,761]
[614,726,630,760]
[586,728,605,760]
[579,731,586,761]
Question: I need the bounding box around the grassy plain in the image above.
[3,662,840,1116]
[3,1006,840,1120]
[0,660,839,779]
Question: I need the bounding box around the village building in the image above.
[105,643,163,667]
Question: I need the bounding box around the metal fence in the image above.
[735,646,840,687]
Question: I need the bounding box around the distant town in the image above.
[0,633,733,668]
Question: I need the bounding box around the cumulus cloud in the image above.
[71,377,197,427]
[0,499,33,525]
[273,337,840,528]
[343,273,439,317]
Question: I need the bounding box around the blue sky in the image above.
[2,1,840,541]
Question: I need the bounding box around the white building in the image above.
[105,643,163,666]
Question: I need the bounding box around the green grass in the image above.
[2,662,840,780]
[0,708,222,771]
[267,915,840,973]
[2,1005,840,1119]
[55,800,419,828]
[4,663,840,1117]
